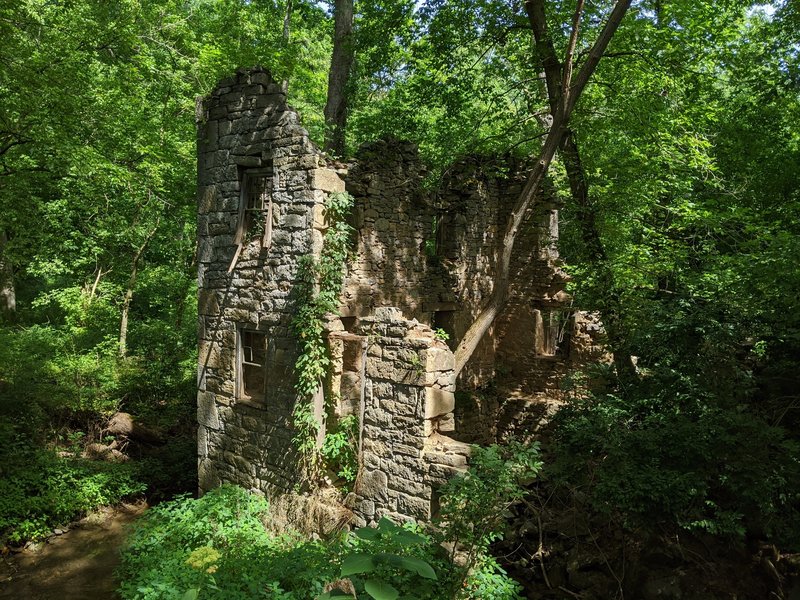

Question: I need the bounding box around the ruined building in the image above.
[196,68,596,527]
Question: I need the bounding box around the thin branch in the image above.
[566,0,634,116]
[562,0,585,109]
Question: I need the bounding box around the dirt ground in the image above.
[0,502,146,600]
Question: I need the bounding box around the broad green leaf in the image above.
[355,526,380,541]
[341,553,376,576]
[398,556,437,580]
[377,517,398,534]
[394,530,427,546]
[182,589,199,600]
[364,579,400,600]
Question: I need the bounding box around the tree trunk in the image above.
[0,230,16,315]
[119,221,160,358]
[283,0,292,41]
[281,0,293,93]
[528,0,637,380]
[175,239,198,330]
[324,0,355,156]
[454,0,632,376]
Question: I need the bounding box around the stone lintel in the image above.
[233,155,262,167]
[422,301,460,313]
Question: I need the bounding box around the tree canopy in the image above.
[1,0,799,581]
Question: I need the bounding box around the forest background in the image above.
[0,0,799,596]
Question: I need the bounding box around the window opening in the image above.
[433,310,457,350]
[228,169,274,273]
[243,175,273,244]
[535,309,569,356]
[424,215,438,257]
[435,214,454,257]
[340,316,357,332]
[239,329,267,402]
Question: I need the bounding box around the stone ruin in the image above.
[196,68,600,527]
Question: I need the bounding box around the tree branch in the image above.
[454,0,633,376]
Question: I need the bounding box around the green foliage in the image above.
[1,0,798,580]
[118,485,288,600]
[544,1,800,550]
[291,191,356,478]
[320,414,360,485]
[438,442,542,561]
[458,554,521,600]
[551,380,800,545]
[293,191,355,396]
[0,0,329,517]
[433,328,450,342]
[0,443,144,544]
[0,324,121,423]
[322,517,438,600]
[118,486,524,600]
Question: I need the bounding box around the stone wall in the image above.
[343,145,571,388]
[196,68,576,528]
[196,68,346,496]
[344,308,470,527]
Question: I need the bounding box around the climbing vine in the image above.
[291,191,355,479]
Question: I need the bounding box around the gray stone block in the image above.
[308,169,344,192]
[424,387,455,419]
[198,391,220,429]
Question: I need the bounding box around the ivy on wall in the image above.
[291,191,355,482]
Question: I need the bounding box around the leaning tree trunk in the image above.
[281,0,293,93]
[454,0,632,376]
[0,230,16,315]
[528,0,637,381]
[323,0,355,156]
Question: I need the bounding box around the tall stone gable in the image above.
[195,68,342,495]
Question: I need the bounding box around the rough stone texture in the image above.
[197,68,583,528]
[342,143,572,391]
[196,68,337,498]
[340,310,468,526]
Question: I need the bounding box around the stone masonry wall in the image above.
[343,146,571,389]
[346,308,470,527]
[196,68,345,496]
[197,68,574,528]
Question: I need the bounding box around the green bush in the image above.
[0,324,121,431]
[438,442,541,563]
[0,445,145,544]
[118,485,335,600]
[118,484,528,600]
[551,381,800,546]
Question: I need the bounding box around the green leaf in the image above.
[341,553,375,576]
[364,579,400,600]
[398,556,437,580]
[377,517,398,534]
[394,530,427,546]
[355,526,380,541]
[182,589,199,600]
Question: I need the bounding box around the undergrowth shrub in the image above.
[438,442,541,572]
[118,485,334,600]
[551,380,800,547]
[0,443,144,544]
[118,480,531,600]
